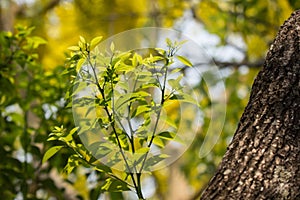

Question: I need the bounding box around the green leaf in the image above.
[116,51,132,60]
[30,36,47,48]
[90,36,103,50]
[93,164,112,173]
[100,178,131,192]
[152,131,177,148]
[144,154,169,171]
[118,133,129,150]
[170,68,183,74]
[166,38,172,47]
[70,127,79,135]
[131,105,151,117]
[170,93,199,106]
[63,155,80,174]
[116,63,134,73]
[131,53,140,67]
[135,147,150,154]
[114,93,144,110]
[157,131,176,140]
[132,152,147,169]
[168,74,183,89]
[42,146,64,163]
[155,48,166,56]
[79,36,86,44]
[95,143,113,158]
[76,58,86,72]
[153,137,164,148]
[110,42,115,52]
[67,46,80,51]
[176,55,193,67]
[178,40,188,46]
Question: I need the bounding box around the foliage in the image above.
[0,0,295,199]
[2,0,295,70]
[196,0,293,59]
[0,26,73,199]
[43,36,196,199]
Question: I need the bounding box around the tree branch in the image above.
[211,58,264,69]
[38,0,61,16]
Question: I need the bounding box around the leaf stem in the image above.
[136,173,145,199]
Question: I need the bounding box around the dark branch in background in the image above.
[38,0,61,16]
[225,40,247,54]
[211,58,264,69]
[181,58,264,72]
[0,1,24,31]
[0,0,62,31]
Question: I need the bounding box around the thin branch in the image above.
[211,58,264,69]
[37,0,61,15]
[188,58,264,69]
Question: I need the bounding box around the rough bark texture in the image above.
[201,10,300,200]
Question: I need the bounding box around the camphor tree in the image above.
[201,10,300,199]
[43,32,202,199]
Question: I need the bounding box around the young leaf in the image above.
[76,58,85,72]
[79,36,86,44]
[168,74,183,89]
[131,105,151,118]
[153,137,164,148]
[116,51,131,60]
[170,93,199,106]
[155,48,166,56]
[90,36,103,50]
[67,46,80,51]
[116,63,134,73]
[42,146,64,163]
[63,155,80,174]
[131,53,138,67]
[135,147,150,154]
[166,38,172,47]
[176,55,193,67]
[178,40,188,46]
[110,42,115,52]
[170,67,183,74]
[69,127,79,135]
[30,36,47,48]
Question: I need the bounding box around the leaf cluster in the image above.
[44,36,196,199]
[0,26,75,199]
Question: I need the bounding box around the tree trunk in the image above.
[200,10,300,200]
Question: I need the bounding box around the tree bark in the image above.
[201,10,300,200]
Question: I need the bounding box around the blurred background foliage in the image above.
[0,0,297,199]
